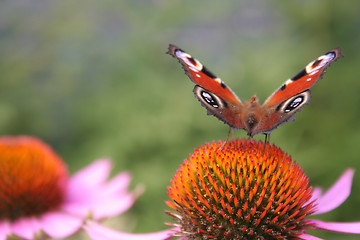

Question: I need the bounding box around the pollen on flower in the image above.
[166,139,316,240]
[0,136,68,221]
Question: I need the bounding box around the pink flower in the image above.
[85,139,360,240]
[300,169,360,239]
[0,136,137,240]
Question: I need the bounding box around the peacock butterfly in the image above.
[167,44,343,138]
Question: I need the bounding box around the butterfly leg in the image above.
[263,133,270,152]
[221,127,234,149]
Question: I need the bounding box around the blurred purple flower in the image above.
[0,136,137,240]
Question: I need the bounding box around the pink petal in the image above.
[40,212,83,238]
[314,169,354,215]
[0,221,11,240]
[63,169,135,219]
[91,192,135,219]
[66,159,112,202]
[299,233,324,240]
[62,186,135,219]
[309,187,322,203]
[61,201,90,217]
[101,172,132,195]
[69,172,131,201]
[84,221,175,240]
[11,217,41,239]
[311,219,360,234]
[68,159,111,193]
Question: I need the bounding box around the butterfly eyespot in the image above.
[284,96,303,112]
[193,85,226,109]
[201,91,220,108]
[277,90,311,114]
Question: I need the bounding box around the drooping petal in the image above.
[90,173,137,219]
[100,172,132,195]
[63,166,136,219]
[40,212,83,238]
[64,159,114,216]
[311,219,360,234]
[0,221,11,240]
[309,187,322,203]
[314,169,354,215]
[62,182,135,219]
[67,159,112,199]
[90,192,135,219]
[84,221,175,240]
[299,233,324,240]
[11,216,41,239]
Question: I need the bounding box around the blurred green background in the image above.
[1,1,360,239]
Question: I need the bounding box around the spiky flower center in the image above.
[166,139,316,240]
[0,136,68,221]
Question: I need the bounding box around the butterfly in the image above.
[167,44,343,140]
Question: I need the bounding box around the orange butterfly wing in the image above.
[253,48,343,135]
[167,44,245,129]
[264,48,343,107]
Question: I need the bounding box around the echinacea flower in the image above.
[84,139,360,240]
[0,136,137,240]
[166,139,360,239]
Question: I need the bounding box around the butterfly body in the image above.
[168,45,343,137]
